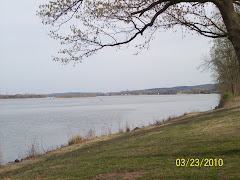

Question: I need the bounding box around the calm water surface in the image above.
[0,94,219,164]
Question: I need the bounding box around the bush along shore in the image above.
[0,99,240,179]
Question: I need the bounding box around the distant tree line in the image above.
[104,88,217,96]
[55,94,96,98]
[0,94,98,99]
[0,94,47,99]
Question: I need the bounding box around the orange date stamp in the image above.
[176,158,223,167]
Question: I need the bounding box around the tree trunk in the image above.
[216,0,240,68]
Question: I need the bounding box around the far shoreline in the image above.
[0,93,219,99]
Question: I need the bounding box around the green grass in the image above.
[1,102,240,179]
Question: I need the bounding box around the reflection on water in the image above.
[0,94,219,164]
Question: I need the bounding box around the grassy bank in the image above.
[0,101,240,179]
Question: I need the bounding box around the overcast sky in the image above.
[0,0,214,94]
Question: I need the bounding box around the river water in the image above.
[0,94,219,164]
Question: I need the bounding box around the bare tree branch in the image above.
[38,0,240,64]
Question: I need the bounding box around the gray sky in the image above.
[0,0,214,94]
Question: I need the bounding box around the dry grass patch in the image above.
[224,99,240,108]
[68,134,87,145]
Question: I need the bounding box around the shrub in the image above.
[68,134,87,145]
[217,91,233,108]
[85,129,96,139]
[125,122,131,133]
[26,141,40,158]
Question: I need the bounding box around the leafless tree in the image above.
[203,38,240,96]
